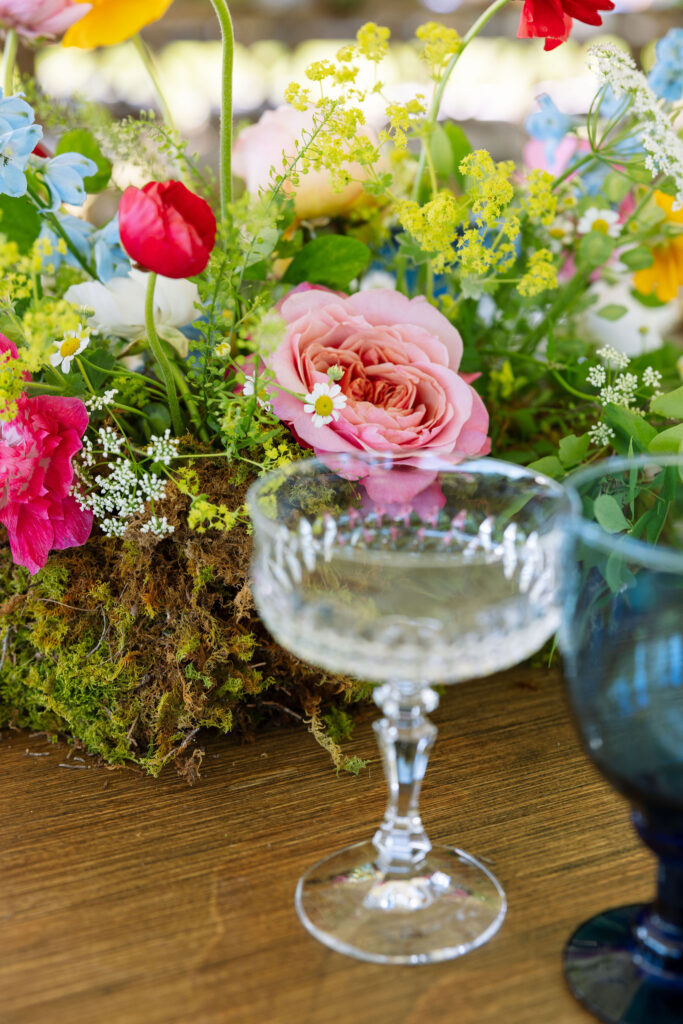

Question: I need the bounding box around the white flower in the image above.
[587,364,607,388]
[64,269,200,353]
[243,372,272,412]
[642,366,663,395]
[547,216,575,251]
[597,344,630,369]
[576,207,621,238]
[360,269,397,291]
[583,280,679,357]
[49,326,90,373]
[589,422,616,447]
[303,381,347,428]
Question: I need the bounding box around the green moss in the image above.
[0,460,369,782]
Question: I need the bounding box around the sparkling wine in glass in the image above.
[560,454,683,1022]
[248,453,570,964]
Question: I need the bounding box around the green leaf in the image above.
[620,246,654,271]
[527,456,564,479]
[594,493,630,533]
[629,287,667,308]
[430,124,455,180]
[577,231,616,269]
[650,386,683,420]
[56,129,112,193]
[602,172,633,204]
[604,404,657,453]
[596,304,628,321]
[605,550,636,593]
[282,235,371,290]
[0,194,41,250]
[558,433,589,469]
[445,124,472,188]
[144,402,172,437]
[648,423,683,454]
[81,349,115,389]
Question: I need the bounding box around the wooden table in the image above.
[0,666,652,1024]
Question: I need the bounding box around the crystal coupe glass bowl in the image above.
[248,453,571,964]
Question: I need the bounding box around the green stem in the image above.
[521,269,592,354]
[208,0,235,220]
[145,272,184,435]
[551,370,597,402]
[168,358,209,442]
[2,29,17,98]
[132,33,178,139]
[412,0,512,202]
[552,151,596,190]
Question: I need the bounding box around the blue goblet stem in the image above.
[372,682,439,873]
[633,810,683,975]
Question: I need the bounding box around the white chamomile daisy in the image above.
[303,381,347,428]
[576,207,621,238]
[243,372,272,412]
[50,327,90,373]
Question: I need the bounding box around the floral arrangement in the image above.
[0,0,682,779]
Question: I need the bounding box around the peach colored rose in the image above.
[267,286,491,465]
[233,106,375,222]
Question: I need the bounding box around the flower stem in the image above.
[208,0,234,220]
[2,28,17,98]
[412,0,512,202]
[145,272,184,436]
[132,33,178,140]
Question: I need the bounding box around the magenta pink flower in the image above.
[0,336,92,575]
[0,0,90,39]
[267,286,491,467]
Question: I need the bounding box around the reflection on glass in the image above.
[248,453,569,964]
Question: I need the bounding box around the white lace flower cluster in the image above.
[85,389,119,412]
[145,430,179,466]
[74,428,171,539]
[586,346,663,447]
[589,43,683,209]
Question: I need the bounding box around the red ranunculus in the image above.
[518,0,614,51]
[119,180,217,279]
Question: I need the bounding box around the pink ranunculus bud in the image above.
[0,0,91,40]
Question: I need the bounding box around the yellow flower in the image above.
[633,191,683,303]
[63,0,174,49]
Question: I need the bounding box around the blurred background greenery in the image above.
[29,0,683,171]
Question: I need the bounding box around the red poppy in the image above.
[517,0,615,51]
[119,180,217,279]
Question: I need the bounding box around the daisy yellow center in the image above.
[548,227,565,238]
[592,218,610,234]
[59,337,81,357]
[314,395,334,417]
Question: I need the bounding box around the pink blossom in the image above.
[233,106,379,222]
[0,0,90,39]
[0,337,92,575]
[267,287,491,474]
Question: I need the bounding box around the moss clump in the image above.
[0,461,371,783]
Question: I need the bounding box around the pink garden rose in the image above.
[233,106,377,222]
[0,336,92,575]
[0,0,90,39]
[267,287,491,470]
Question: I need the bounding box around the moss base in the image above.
[0,461,371,782]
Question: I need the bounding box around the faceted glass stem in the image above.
[372,682,439,872]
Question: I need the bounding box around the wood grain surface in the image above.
[0,666,652,1024]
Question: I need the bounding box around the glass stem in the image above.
[372,682,439,872]
[633,809,683,973]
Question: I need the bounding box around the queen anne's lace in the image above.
[589,43,683,209]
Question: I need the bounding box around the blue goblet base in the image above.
[564,905,683,1023]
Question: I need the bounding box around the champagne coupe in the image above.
[560,454,683,1023]
[247,453,570,964]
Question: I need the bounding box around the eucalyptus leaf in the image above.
[594,493,630,533]
[620,246,654,271]
[577,231,616,268]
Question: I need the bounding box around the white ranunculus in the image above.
[65,270,200,356]
[582,279,680,357]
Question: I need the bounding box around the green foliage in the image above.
[56,129,112,192]
[282,236,371,289]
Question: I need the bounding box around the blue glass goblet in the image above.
[560,454,683,1023]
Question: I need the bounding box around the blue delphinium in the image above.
[525,94,571,163]
[38,213,95,274]
[649,28,683,102]
[0,92,43,198]
[39,152,98,211]
[93,216,131,283]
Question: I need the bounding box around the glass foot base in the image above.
[295,840,506,965]
[565,905,683,1023]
